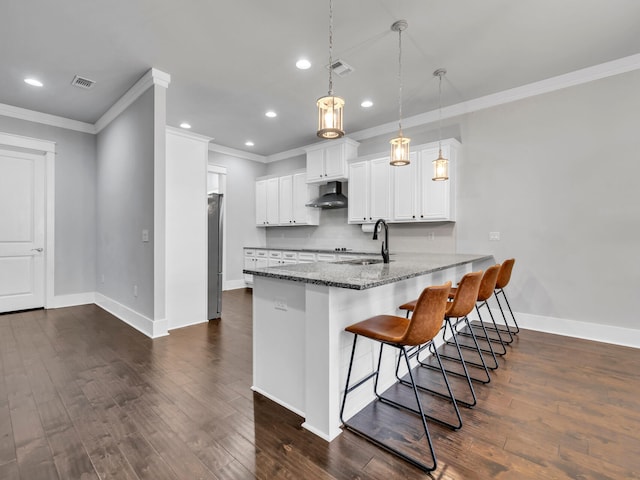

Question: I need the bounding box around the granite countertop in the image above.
[244,246,380,255]
[243,252,493,290]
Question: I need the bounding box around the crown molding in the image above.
[1,55,639,149]
[208,142,267,163]
[166,125,212,143]
[94,68,171,133]
[0,102,96,134]
[350,53,640,142]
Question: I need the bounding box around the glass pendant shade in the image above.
[317,95,345,139]
[390,135,410,166]
[432,148,449,181]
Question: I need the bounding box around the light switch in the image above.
[142,229,149,242]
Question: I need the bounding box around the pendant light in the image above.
[317,0,345,139]
[432,68,449,181]
[389,20,410,166]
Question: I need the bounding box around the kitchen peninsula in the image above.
[244,252,493,441]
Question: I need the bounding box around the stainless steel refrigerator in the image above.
[208,193,223,319]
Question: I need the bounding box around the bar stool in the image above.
[340,282,452,473]
[399,271,485,404]
[450,264,505,368]
[491,258,520,340]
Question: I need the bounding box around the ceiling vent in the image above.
[329,59,354,77]
[71,75,96,89]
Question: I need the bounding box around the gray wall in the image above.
[0,116,96,296]
[456,70,640,329]
[208,151,267,284]
[96,88,155,317]
[256,70,640,332]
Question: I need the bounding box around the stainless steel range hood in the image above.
[306,181,348,209]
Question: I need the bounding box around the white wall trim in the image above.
[475,308,640,350]
[0,132,56,153]
[209,142,267,163]
[95,293,169,338]
[166,125,212,143]
[167,318,209,331]
[0,103,96,134]
[223,280,247,291]
[251,385,306,418]
[95,68,171,133]
[48,292,96,309]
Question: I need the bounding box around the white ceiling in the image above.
[2,0,640,156]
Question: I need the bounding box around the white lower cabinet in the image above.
[244,249,268,285]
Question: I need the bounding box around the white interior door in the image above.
[0,149,45,312]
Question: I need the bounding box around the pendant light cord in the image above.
[438,72,443,152]
[328,0,334,96]
[397,25,403,135]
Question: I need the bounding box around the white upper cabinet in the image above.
[349,138,459,224]
[391,139,458,222]
[292,172,319,225]
[255,177,279,226]
[256,171,319,227]
[279,175,293,224]
[348,156,392,223]
[305,138,359,184]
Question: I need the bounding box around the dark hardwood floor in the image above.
[1,289,639,479]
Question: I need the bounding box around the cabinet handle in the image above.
[420,215,424,218]
[412,215,415,219]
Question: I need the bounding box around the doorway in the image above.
[0,133,55,313]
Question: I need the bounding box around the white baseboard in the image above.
[251,385,306,418]
[94,293,168,339]
[168,318,208,331]
[48,292,95,309]
[224,279,248,291]
[474,308,640,350]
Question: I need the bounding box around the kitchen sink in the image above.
[337,258,387,265]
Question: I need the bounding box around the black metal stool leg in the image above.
[341,338,438,473]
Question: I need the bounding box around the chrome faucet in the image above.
[372,219,390,263]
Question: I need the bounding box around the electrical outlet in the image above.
[101,274,105,284]
[489,232,501,241]
[142,229,149,242]
[274,298,287,311]
[427,232,435,241]
[133,285,138,297]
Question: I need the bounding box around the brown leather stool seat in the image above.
[340,282,453,473]
[406,271,485,405]
[490,258,520,341]
[446,265,506,369]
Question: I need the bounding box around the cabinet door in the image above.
[369,157,391,221]
[348,161,369,223]
[243,254,255,284]
[255,180,268,225]
[255,257,268,269]
[266,177,280,225]
[419,146,450,220]
[279,175,293,224]
[392,152,418,221]
[323,144,347,180]
[306,149,325,182]
[292,172,319,225]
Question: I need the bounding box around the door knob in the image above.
[32,248,44,252]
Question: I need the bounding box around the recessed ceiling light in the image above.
[245,141,255,147]
[265,111,277,118]
[296,59,311,70]
[180,122,191,129]
[361,100,373,108]
[24,78,43,87]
